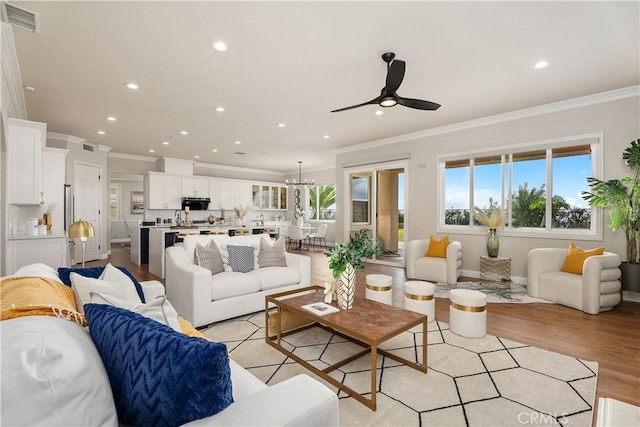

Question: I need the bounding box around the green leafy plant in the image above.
[581,139,640,264]
[325,229,383,278]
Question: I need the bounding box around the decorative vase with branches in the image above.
[474,206,508,258]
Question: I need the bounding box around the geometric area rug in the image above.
[202,312,597,426]
[436,281,555,304]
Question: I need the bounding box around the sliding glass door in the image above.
[344,160,408,265]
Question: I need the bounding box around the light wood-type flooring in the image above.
[88,243,640,413]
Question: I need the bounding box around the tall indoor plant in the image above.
[325,229,382,309]
[581,138,640,291]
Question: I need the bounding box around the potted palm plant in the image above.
[325,229,382,309]
[581,138,640,291]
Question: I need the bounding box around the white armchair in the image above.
[527,248,621,314]
[405,239,462,285]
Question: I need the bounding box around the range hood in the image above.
[181,197,210,211]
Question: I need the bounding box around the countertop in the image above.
[8,230,68,241]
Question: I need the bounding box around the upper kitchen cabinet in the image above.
[7,118,46,205]
[251,183,288,210]
[211,178,251,210]
[146,172,181,210]
[182,177,210,198]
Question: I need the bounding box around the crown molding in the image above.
[196,162,283,177]
[107,151,158,162]
[47,132,86,144]
[1,22,27,119]
[334,85,640,155]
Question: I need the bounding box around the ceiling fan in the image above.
[331,52,441,113]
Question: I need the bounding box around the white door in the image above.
[73,162,101,264]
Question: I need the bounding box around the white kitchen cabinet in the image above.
[6,234,69,275]
[7,118,46,205]
[251,183,288,210]
[182,177,210,198]
[210,178,251,210]
[146,173,182,210]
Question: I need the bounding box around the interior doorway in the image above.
[343,159,408,266]
[73,161,101,264]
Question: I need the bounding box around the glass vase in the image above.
[487,228,499,258]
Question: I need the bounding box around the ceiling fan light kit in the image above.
[331,52,441,113]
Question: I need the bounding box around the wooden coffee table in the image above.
[265,286,427,411]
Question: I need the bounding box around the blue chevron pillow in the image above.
[84,304,233,426]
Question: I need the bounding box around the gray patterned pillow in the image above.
[258,237,287,268]
[227,245,255,273]
[195,241,224,275]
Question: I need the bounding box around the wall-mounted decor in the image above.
[131,191,144,214]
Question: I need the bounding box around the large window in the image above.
[440,134,600,237]
[308,184,336,220]
[351,175,371,224]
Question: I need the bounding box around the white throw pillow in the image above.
[70,273,141,314]
[11,263,63,284]
[89,292,182,332]
[99,262,136,286]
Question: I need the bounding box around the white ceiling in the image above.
[9,1,640,173]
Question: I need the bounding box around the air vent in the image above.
[234,152,246,155]
[82,143,95,153]
[2,3,40,33]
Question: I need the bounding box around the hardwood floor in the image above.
[91,244,640,410]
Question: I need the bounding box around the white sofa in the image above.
[527,248,622,314]
[1,263,338,426]
[166,234,311,328]
[405,239,462,285]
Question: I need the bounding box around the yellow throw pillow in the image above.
[426,235,449,258]
[560,243,605,274]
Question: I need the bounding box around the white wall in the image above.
[1,23,28,275]
[335,94,640,279]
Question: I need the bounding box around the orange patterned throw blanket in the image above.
[0,275,208,339]
[0,276,87,326]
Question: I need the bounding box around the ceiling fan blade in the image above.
[385,59,405,94]
[330,97,380,113]
[397,96,441,111]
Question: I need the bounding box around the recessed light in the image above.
[277,123,286,128]
[106,116,117,121]
[97,130,106,135]
[23,85,35,91]
[323,135,330,139]
[149,149,155,153]
[212,41,227,52]
[212,149,218,152]
[234,140,242,145]
[215,107,225,112]
[194,155,200,159]
[162,141,170,145]
[180,130,188,135]
[375,110,383,116]
[124,82,139,90]
[533,60,550,69]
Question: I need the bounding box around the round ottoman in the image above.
[449,289,487,338]
[365,274,393,305]
[403,281,436,322]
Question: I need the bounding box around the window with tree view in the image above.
[309,184,336,220]
[442,136,597,235]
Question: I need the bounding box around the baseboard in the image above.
[622,290,640,303]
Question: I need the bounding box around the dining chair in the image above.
[287,225,308,251]
[307,223,328,249]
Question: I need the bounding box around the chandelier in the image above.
[285,161,315,187]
